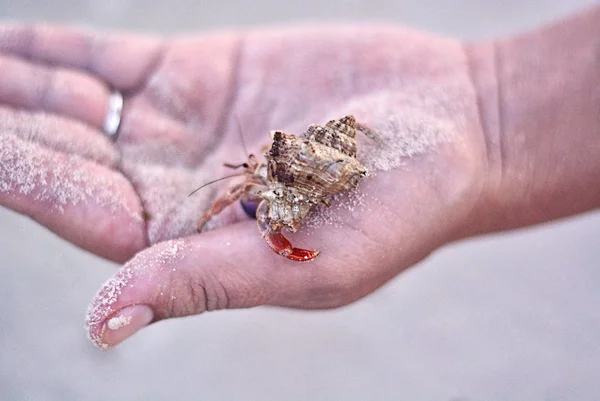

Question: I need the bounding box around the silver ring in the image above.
[103,91,123,139]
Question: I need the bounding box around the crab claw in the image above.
[265,229,319,261]
[256,201,319,262]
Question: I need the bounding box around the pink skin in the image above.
[1,8,599,348]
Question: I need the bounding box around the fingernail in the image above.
[100,305,154,348]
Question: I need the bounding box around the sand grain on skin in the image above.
[121,161,216,243]
[302,80,468,229]
[0,134,138,219]
[344,83,466,172]
[0,108,119,166]
[85,239,188,349]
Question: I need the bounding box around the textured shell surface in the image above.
[266,116,368,203]
[257,115,370,233]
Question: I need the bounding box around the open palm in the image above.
[0,24,486,347]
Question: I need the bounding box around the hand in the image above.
[0,24,486,348]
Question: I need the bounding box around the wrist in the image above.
[464,7,600,236]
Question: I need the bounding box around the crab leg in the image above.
[197,182,256,232]
[256,201,319,262]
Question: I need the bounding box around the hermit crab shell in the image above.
[266,116,368,203]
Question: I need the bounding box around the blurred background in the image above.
[1,1,599,400]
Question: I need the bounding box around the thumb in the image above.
[85,216,391,349]
[85,222,276,349]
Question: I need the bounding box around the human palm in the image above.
[0,24,486,347]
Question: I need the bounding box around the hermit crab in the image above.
[197,115,380,261]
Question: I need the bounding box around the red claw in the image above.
[264,230,319,262]
[257,202,319,262]
[286,247,320,262]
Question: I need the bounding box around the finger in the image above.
[85,217,394,349]
[0,106,119,166]
[0,23,164,91]
[115,96,202,166]
[0,133,147,262]
[0,53,112,128]
[118,33,242,158]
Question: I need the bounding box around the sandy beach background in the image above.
[1,1,599,400]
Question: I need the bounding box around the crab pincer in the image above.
[256,200,319,261]
[261,227,319,262]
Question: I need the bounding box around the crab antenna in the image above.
[234,115,250,158]
[188,173,244,197]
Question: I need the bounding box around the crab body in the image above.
[197,115,379,261]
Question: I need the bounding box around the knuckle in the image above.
[201,271,231,311]
[169,269,231,316]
